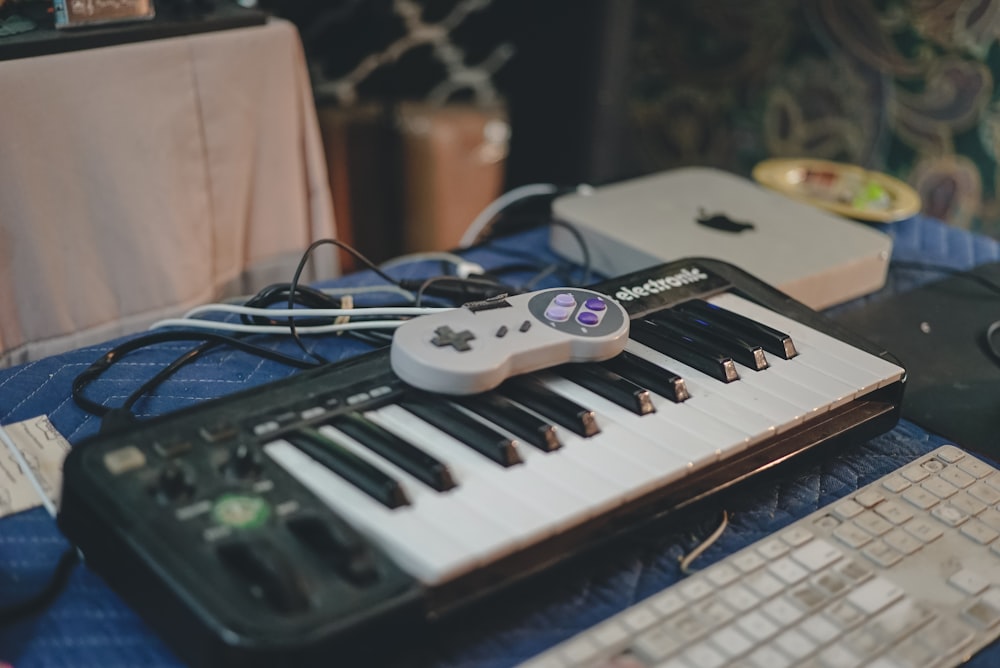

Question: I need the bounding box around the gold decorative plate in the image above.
[752,158,921,223]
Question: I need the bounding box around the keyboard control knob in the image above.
[156,462,195,501]
[225,443,263,479]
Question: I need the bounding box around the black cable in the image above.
[548,219,592,286]
[240,283,345,325]
[0,547,79,627]
[987,320,1000,365]
[285,239,406,364]
[120,340,218,415]
[73,331,320,419]
[411,275,515,307]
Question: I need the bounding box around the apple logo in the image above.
[696,208,755,233]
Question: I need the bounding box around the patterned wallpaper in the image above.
[627,0,1000,234]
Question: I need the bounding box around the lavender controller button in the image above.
[577,311,600,326]
[584,298,607,311]
[544,305,573,322]
[553,293,577,308]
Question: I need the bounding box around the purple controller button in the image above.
[553,293,577,307]
[584,297,607,311]
[545,305,573,322]
[577,311,600,326]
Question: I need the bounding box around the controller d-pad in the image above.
[430,326,476,352]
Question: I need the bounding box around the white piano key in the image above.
[369,405,592,538]
[451,404,633,518]
[264,440,471,584]
[316,424,521,563]
[727,358,834,420]
[536,374,727,469]
[747,353,858,410]
[709,294,904,389]
[623,341,787,438]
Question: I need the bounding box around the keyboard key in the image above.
[630,319,740,383]
[673,298,798,360]
[969,481,1000,506]
[762,596,805,626]
[922,476,959,499]
[557,363,655,416]
[949,569,990,596]
[602,351,690,403]
[651,308,769,370]
[745,571,785,599]
[458,393,561,452]
[872,501,913,526]
[707,626,754,657]
[951,492,988,517]
[959,457,994,479]
[285,429,409,508]
[330,413,456,491]
[800,613,840,644]
[791,539,843,572]
[960,519,998,545]
[930,504,969,527]
[720,584,761,611]
[400,398,521,467]
[940,467,976,489]
[774,628,817,660]
[736,610,780,642]
[861,540,902,568]
[632,626,685,662]
[846,577,904,615]
[502,377,599,437]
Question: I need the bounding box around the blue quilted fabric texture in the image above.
[1,216,999,667]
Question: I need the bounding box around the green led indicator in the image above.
[212,494,270,529]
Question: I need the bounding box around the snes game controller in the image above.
[390,288,630,395]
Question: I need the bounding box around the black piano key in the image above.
[285,429,410,509]
[557,363,656,416]
[500,377,600,438]
[399,398,522,467]
[458,393,562,452]
[674,298,798,359]
[602,352,690,403]
[332,412,457,492]
[630,319,740,383]
[652,309,769,371]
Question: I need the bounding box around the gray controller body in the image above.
[390,288,630,395]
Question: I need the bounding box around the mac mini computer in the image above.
[550,167,893,309]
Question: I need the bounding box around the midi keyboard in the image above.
[58,259,906,667]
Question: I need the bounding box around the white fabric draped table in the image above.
[0,18,337,366]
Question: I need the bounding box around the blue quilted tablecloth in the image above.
[1,215,999,667]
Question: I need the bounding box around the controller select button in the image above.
[577,311,600,326]
[431,325,476,351]
[584,298,607,311]
[496,325,508,338]
[553,293,577,308]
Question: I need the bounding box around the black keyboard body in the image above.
[58,259,905,667]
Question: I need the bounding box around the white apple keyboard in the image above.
[520,445,1000,668]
